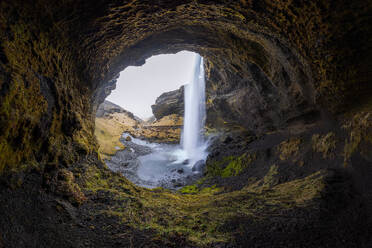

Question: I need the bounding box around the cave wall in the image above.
[0,0,371,175]
[0,1,98,174]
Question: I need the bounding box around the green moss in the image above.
[221,156,246,177]
[0,4,98,174]
[179,184,221,195]
[179,185,199,194]
[206,153,256,178]
[199,185,221,194]
[83,168,110,191]
[206,159,224,177]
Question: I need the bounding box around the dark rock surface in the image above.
[191,160,205,173]
[151,86,184,120]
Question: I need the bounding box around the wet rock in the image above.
[121,162,129,167]
[177,169,184,174]
[125,136,132,142]
[192,160,205,172]
[182,159,189,165]
[173,182,183,188]
[223,136,233,144]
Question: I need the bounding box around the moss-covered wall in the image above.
[0,1,97,174]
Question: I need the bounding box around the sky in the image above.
[106,51,197,119]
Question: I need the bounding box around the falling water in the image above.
[181,54,207,166]
[108,53,208,189]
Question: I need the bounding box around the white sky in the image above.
[106,51,197,119]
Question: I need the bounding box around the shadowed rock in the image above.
[151,86,185,120]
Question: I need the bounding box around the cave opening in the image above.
[94,51,210,189]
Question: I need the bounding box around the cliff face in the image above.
[151,86,184,120]
[96,100,182,148]
[94,100,141,159]
[96,100,142,122]
[0,1,371,247]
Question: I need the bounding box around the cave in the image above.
[95,51,206,189]
[0,1,371,247]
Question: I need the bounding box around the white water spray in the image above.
[108,53,209,189]
[181,54,207,166]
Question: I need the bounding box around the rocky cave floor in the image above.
[1,112,372,248]
[104,133,202,190]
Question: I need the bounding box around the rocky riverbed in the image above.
[106,133,204,189]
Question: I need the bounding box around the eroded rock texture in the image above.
[151,85,184,120]
[0,0,371,247]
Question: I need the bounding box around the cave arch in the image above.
[0,0,370,175]
[92,25,316,133]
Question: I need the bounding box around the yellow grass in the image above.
[149,114,183,126]
[94,115,135,159]
[94,113,183,159]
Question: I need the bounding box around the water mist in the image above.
[181,54,208,167]
[109,53,208,189]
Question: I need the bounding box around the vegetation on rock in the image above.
[94,101,183,159]
[312,132,337,159]
[206,153,256,178]
[277,138,302,162]
[94,117,128,160]
[343,112,372,164]
[79,163,329,246]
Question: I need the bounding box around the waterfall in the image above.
[181,54,207,166]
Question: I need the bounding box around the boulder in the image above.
[151,86,184,120]
[192,160,205,172]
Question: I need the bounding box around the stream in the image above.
[105,133,207,189]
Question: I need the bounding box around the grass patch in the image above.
[179,184,221,194]
[206,153,256,178]
[94,117,130,159]
[179,185,199,194]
